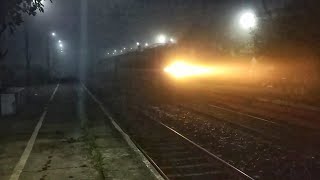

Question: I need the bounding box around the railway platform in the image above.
[0,83,159,180]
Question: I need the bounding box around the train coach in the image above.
[93,44,320,99]
[93,45,177,95]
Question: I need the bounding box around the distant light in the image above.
[145,43,149,47]
[136,42,140,46]
[239,11,257,30]
[59,44,63,48]
[170,38,176,43]
[41,0,50,7]
[107,53,110,55]
[58,40,62,43]
[113,53,115,55]
[114,50,117,52]
[51,32,56,37]
[130,48,133,50]
[156,34,167,44]
[120,50,123,53]
[123,47,126,50]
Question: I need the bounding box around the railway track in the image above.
[207,91,320,129]
[210,89,320,113]
[111,106,253,180]
[177,103,320,148]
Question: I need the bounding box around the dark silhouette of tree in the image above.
[257,0,320,58]
[0,0,52,60]
[256,0,320,92]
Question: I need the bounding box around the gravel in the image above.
[139,104,320,180]
[89,84,320,180]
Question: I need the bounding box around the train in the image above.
[92,44,320,99]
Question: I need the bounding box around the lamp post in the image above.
[238,10,258,82]
[238,10,258,54]
[239,11,257,30]
[46,33,53,79]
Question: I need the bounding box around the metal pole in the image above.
[79,0,88,82]
[24,23,31,87]
[46,35,51,80]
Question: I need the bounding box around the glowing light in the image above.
[156,34,167,44]
[164,61,213,78]
[170,38,176,43]
[145,43,149,47]
[59,44,63,48]
[136,42,140,46]
[114,50,117,52]
[51,32,56,37]
[239,11,257,30]
[40,0,49,6]
[123,47,126,50]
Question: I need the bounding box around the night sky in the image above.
[4,0,285,76]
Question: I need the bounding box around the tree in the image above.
[256,0,320,92]
[0,0,52,60]
[257,0,320,58]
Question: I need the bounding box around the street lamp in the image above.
[156,34,167,44]
[239,11,257,30]
[47,31,67,79]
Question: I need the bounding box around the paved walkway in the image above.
[0,83,158,180]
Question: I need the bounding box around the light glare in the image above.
[164,61,213,78]
[239,11,257,30]
[157,34,167,44]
